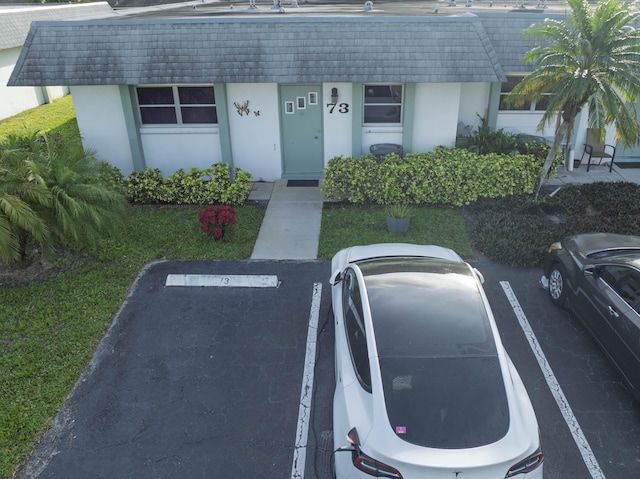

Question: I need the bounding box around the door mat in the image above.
[287,180,319,187]
[615,162,640,169]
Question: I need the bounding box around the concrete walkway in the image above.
[250,180,324,260]
[544,161,640,187]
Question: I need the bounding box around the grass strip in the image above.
[318,205,474,260]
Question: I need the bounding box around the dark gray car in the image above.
[541,233,640,400]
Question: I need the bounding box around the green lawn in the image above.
[0,96,474,478]
[319,205,474,260]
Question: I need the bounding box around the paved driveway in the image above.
[17,257,640,479]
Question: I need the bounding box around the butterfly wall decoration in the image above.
[234,101,250,116]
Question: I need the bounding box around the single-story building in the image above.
[0,1,113,121]
[8,0,638,180]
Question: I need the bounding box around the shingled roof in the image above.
[0,2,113,50]
[477,11,561,73]
[9,15,507,86]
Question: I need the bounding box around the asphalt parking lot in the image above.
[17,258,640,479]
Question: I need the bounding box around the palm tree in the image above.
[507,0,640,201]
[0,134,51,263]
[0,131,127,264]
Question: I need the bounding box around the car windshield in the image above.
[360,259,497,358]
[359,258,509,448]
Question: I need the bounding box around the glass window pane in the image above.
[364,85,402,104]
[178,87,215,105]
[137,87,174,105]
[365,105,402,123]
[140,107,177,124]
[499,94,531,111]
[181,107,218,124]
[535,95,550,111]
[500,76,523,94]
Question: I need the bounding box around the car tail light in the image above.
[505,447,543,477]
[347,428,403,479]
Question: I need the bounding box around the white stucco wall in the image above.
[458,83,490,130]
[45,85,70,101]
[0,47,44,120]
[1,47,71,121]
[141,126,221,175]
[323,82,353,162]
[226,83,281,181]
[412,83,461,153]
[496,111,555,138]
[70,85,134,175]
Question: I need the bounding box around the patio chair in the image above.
[370,143,403,161]
[579,128,616,172]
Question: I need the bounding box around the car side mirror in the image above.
[330,269,343,286]
[583,265,596,277]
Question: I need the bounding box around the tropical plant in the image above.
[384,203,413,218]
[198,204,237,240]
[0,136,50,263]
[0,131,127,264]
[506,0,640,201]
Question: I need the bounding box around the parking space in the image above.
[18,260,332,479]
[473,258,640,479]
[19,258,640,479]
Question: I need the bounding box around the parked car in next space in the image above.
[541,232,640,400]
[330,243,543,479]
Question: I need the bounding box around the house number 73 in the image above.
[326,103,350,114]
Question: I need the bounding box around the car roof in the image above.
[355,257,509,449]
[357,258,497,358]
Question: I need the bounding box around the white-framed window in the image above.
[499,76,550,112]
[136,85,217,125]
[308,92,318,105]
[285,101,294,114]
[364,84,403,124]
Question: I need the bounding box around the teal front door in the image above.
[280,85,323,179]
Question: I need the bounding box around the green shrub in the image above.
[323,148,545,206]
[97,161,127,195]
[127,168,167,203]
[221,168,252,205]
[125,163,252,205]
[165,167,211,204]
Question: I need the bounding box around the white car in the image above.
[330,244,543,479]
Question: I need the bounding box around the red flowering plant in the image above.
[198,204,237,240]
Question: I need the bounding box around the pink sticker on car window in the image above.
[395,426,407,434]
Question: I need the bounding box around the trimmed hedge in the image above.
[100,162,252,206]
[323,147,559,207]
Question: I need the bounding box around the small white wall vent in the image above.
[364,1,373,11]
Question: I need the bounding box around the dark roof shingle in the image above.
[9,16,507,86]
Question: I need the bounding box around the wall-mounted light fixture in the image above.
[331,87,339,103]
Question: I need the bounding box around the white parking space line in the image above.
[500,281,606,479]
[165,274,279,287]
[291,283,322,479]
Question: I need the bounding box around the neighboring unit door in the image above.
[280,85,323,179]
